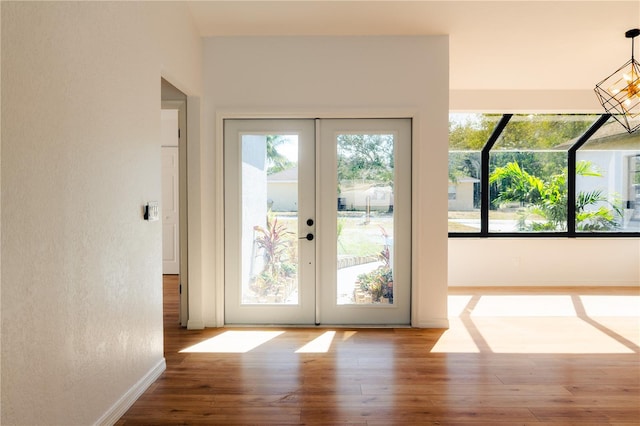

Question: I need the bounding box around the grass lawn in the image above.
[338,213,393,257]
[275,211,392,258]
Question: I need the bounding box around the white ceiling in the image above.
[186,1,640,91]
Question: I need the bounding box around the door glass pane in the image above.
[336,134,395,305]
[241,134,299,304]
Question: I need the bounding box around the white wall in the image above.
[1,2,202,424]
[449,239,640,287]
[268,182,298,212]
[241,136,268,296]
[161,109,179,147]
[201,36,449,328]
[0,2,3,417]
[450,89,605,113]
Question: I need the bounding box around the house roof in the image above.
[556,120,640,150]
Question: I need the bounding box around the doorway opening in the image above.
[161,78,188,327]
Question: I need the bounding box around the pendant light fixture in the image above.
[594,28,640,133]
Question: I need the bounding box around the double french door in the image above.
[224,118,411,325]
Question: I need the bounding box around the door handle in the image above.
[299,233,314,241]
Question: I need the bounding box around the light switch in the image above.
[144,201,159,221]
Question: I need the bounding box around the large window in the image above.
[449,113,640,237]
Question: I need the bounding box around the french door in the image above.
[224,118,411,325]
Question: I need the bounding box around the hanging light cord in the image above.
[626,28,639,61]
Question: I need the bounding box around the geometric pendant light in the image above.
[594,28,640,133]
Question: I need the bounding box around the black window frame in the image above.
[449,112,640,238]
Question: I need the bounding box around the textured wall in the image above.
[1,2,201,424]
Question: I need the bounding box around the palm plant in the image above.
[266,135,295,175]
[252,212,296,298]
[489,160,621,231]
[576,190,622,230]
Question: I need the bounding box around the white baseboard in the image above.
[187,319,205,329]
[94,358,166,426]
[413,318,450,329]
[448,281,640,287]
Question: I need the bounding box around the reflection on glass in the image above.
[488,114,598,232]
[577,117,640,232]
[241,135,299,304]
[336,134,395,305]
[448,113,501,232]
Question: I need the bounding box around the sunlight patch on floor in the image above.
[180,331,284,353]
[449,294,640,318]
[296,331,336,353]
[433,293,640,354]
[447,295,474,316]
[433,317,637,354]
[579,295,640,316]
[477,317,635,354]
[341,330,358,341]
[471,295,576,317]
[430,319,481,353]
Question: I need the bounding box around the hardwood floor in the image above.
[116,277,640,425]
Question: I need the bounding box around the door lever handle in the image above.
[299,233,314,241]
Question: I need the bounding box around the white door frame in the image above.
[161,144,180,274]
[221,115,412,325]
[214,110,421,328]
[223,119,317,324]
[317,118,412,325]
[162,99,188,327]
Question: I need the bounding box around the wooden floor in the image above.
[116,276,640,425]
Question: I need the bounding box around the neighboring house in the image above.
[573,124,640,228]
[340,183,393,212]
[557,122,640,227]
[268,168,394,213]
[448,177,479,211]
[267,167,299,212]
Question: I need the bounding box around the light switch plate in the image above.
[144,201,160,221]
